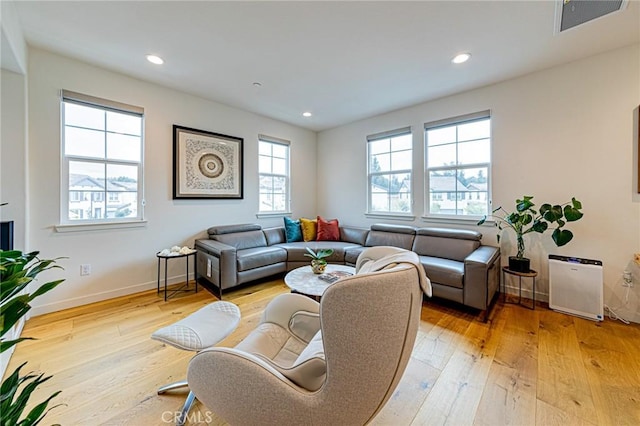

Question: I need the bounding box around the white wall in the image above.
[318,44,640,323]
[0,0,27,74]
[27,48,317,315]
[1,69,28,250]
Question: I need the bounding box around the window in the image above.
[61,90,144,224]
[367,127,412,215]
[425,111,491,218]
[258,135,290,213]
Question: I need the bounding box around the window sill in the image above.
[421,215,492,226]
[365,212,416,221]
[55,220,148,233]
[255,212,292,219]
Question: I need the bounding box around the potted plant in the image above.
[1,250,65,425]
[304,247,334,274]
[478,196,584,272]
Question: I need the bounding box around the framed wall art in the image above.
[173,125,244,199]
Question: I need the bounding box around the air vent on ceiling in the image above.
[555,0,628,33]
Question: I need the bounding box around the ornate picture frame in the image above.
[173,125,244,199]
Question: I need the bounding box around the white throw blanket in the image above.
[358,250,433,297]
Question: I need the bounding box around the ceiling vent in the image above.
[555,0,628,33]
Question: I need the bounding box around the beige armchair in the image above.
[187,246,430,425]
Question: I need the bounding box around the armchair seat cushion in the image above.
[235,322,306,366]
[236,247,287,272]
[419,256,465,289]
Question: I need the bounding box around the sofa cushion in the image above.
[208,223,262,236]
[365,224,416,249]
[299,218,317,241]
[236,246,288,272]
[340,226,369,245]
[264,227,286,246]
[316,216,340,241]
[213,230,267,250]
[344,246,366,265]
[277,241,360,263]
[419,255,465,289]
[412,228,481,261]
[283,217,303,242]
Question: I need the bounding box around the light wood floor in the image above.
[6,278,640,425]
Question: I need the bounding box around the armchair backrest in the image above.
[316,261,423,424]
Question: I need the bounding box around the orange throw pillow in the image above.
[299,218,318,241]
[316,216,340,241]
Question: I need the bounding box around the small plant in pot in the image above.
[304,247,334,274]
[477,196,584,272]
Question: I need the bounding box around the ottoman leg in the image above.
[157,380,188,394]
[176,391,196,426]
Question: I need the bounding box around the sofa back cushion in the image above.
[412,227,481,261]
[365,223,416,250]
[264,227,286,246]
[208,224,267,250]
[340,226,369,245]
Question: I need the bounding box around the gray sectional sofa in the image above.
[195,222,500,316]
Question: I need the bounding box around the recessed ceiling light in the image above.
[302,112,312,117]
[253,82,262,87]
[451,53,471,64]
[146,54,164,65]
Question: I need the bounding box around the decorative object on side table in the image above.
[304,247,334,274]
[478,195,584,272]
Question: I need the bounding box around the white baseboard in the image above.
[502,285,639,324]
[29,273,195,317]
[503,284,548,303]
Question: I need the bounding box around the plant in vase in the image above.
[304,247,334,274]
[477,196,584,272]
[1,250,65,425]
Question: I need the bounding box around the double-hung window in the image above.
[258,135,290,214]
[424,111,491,219]
[367,127,413,215]
[61,90,144,225]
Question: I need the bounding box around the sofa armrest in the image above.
[196,239,238,288]
[463,246,501,310]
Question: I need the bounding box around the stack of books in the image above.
[318,270,353,283]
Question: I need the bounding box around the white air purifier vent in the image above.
[549,255,603,321]
[555,0,628,33]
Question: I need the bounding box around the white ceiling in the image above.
[8,1,640,131]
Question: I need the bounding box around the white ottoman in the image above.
[152,301,241,426]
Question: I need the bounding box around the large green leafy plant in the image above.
[1,250,65,425]
[478,196,584,259]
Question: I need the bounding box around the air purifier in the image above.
[548,254,603,321]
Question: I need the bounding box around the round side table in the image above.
[501,266,537,310]
[156,250,198,301]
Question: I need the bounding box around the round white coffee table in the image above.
[285,264,356,299]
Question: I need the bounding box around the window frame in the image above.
[59,90,145,230]
[366,126,414,218]
[257,134,291,216]
[424,110,491,222]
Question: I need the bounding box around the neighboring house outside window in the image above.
[367,127,413,215]
[425,111,491,218]
[258,135,290,214]
[61,90,144,224]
